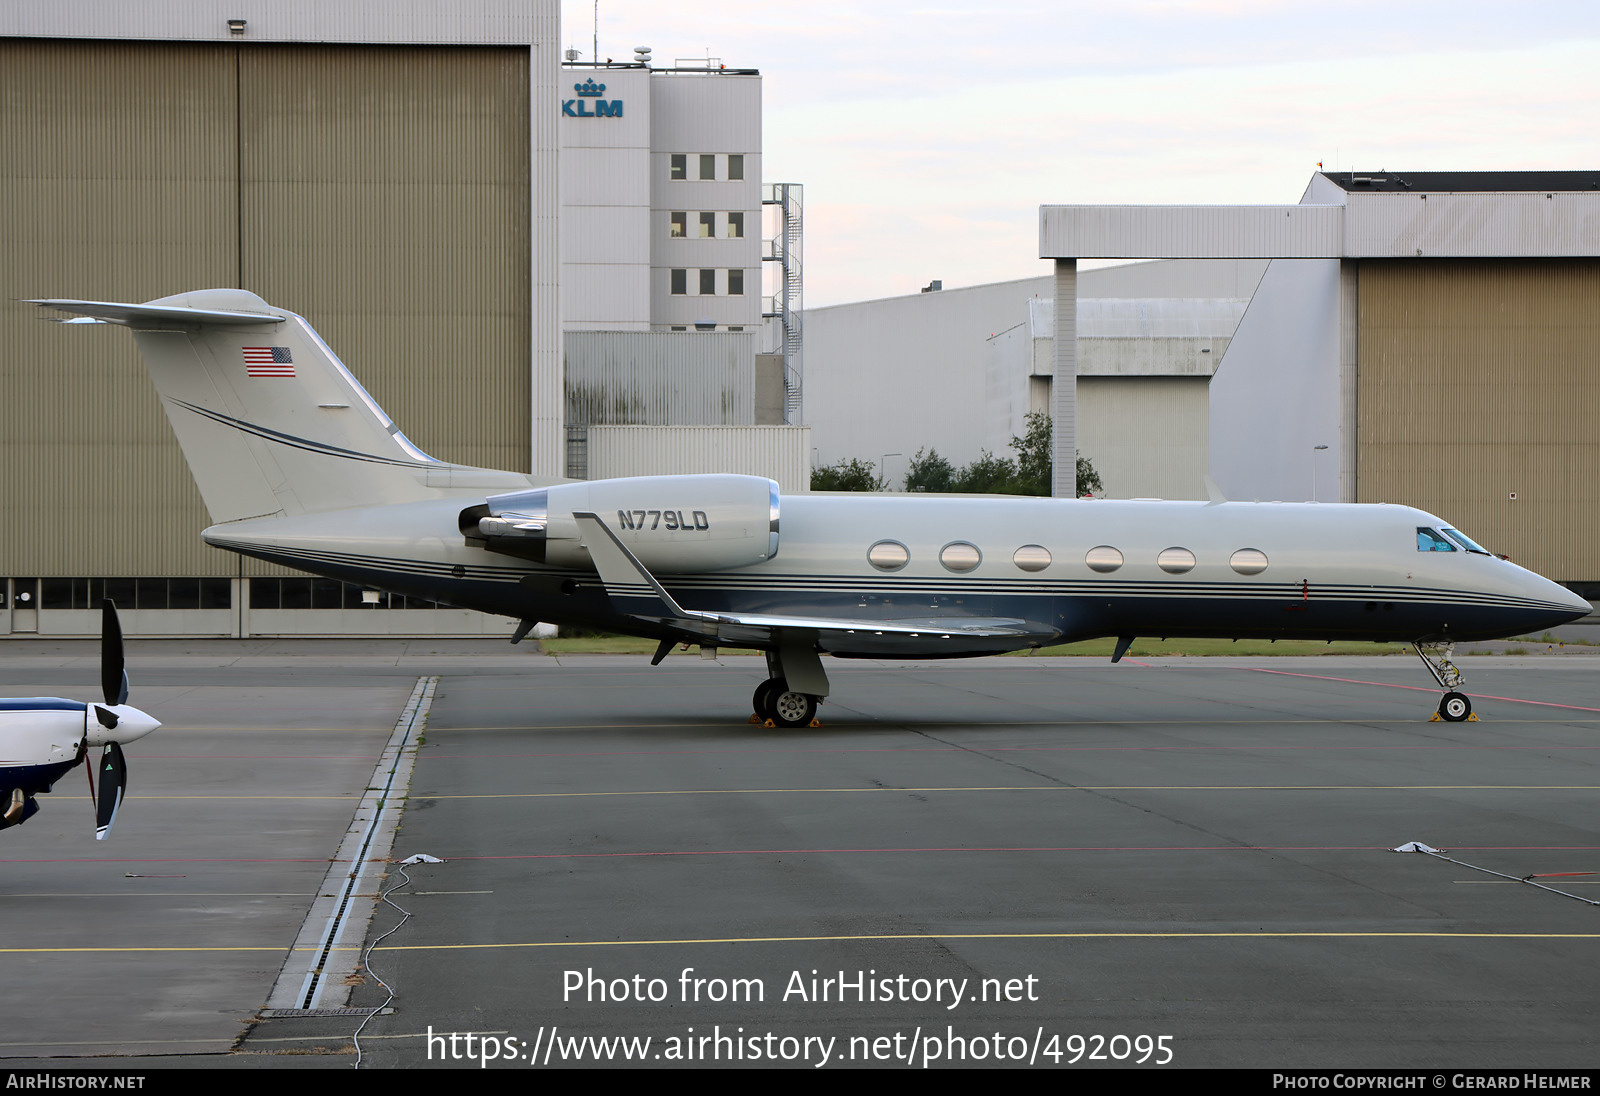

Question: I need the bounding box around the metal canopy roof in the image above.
[1041,176,1600,260]
[1320,170,1600,193]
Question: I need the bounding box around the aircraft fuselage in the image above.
[203,493,1589,656]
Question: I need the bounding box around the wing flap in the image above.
[571,511,1045,645]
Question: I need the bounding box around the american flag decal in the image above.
[242,346,295,377]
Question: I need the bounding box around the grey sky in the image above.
[563,2,1600,305]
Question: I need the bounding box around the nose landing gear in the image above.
[1438,691,1472,722]
[1414,642,1477,722]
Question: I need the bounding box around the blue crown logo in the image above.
[575,79,606,97]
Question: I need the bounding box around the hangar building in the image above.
[0,2,805,637]
[806,172,1600,591]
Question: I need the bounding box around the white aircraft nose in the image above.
[84,705,161,747]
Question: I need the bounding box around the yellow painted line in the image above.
[6,931,1600,956]
[49,795,358,801]
[0,1037,246,1049]
[425,784,1600,800]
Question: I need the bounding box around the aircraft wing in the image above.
[571,511,1046,647]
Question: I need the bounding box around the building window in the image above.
[670,212,686,237]
[727,211,744,238]
[248,578,438,609]
[728,154,744,181]
[699,153,715,180]
[699,269,715,295]
[671,269,687,295]
[699,212,715,238]
[670,154,686,180]
[670,325,687,331]
[36,577,231,610]
[728,268,744,295]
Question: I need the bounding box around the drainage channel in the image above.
[264,674,437,1013]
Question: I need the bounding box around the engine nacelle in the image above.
[463,473,779,573]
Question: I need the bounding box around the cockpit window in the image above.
[1416,528,1456,552]
[1441,528,1491,555]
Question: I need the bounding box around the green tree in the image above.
[1010,411,1053,496]
[811,457,887,491]
[1075,455,1103,497]
[1007,411,1103,497]
[952,450,1020,494]
[827,415,1104,496]
[903,447,956,492]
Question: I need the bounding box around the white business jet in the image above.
[30,291,1591,728]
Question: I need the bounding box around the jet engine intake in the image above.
[463,474,779,572]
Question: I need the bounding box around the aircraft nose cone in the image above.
[1559,588,1595,622]
[1529,577,1594,629]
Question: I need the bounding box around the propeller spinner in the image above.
[83,600,158,840]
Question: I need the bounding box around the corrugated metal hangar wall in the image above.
[1,38,532,581]
[1356,258,1600,583]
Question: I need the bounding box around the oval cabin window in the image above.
[1085,545,1123,573]
[867,540,909,572]
[939,542,982,573]
[1013,545,1052,572]
[1230,548,1269,575]
[1158,547,1197,574]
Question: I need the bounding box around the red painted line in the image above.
[135,755,384,760]
[1527,872,1596,878]
[1247,667,1600,712]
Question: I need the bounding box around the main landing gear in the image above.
[1413,641,1475,722]
[751,647,828,729]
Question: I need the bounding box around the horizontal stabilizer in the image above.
[28,298,286,329]
[33,288,536,522]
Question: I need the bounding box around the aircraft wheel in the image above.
[752,679,782,720]
[1439,691,1472,722]
[769,689,818,729]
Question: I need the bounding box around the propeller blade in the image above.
[94,742,127,841]
[101,599,128,706]
[93,704,119,730]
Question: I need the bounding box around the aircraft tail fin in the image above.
[32,290,531,522]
